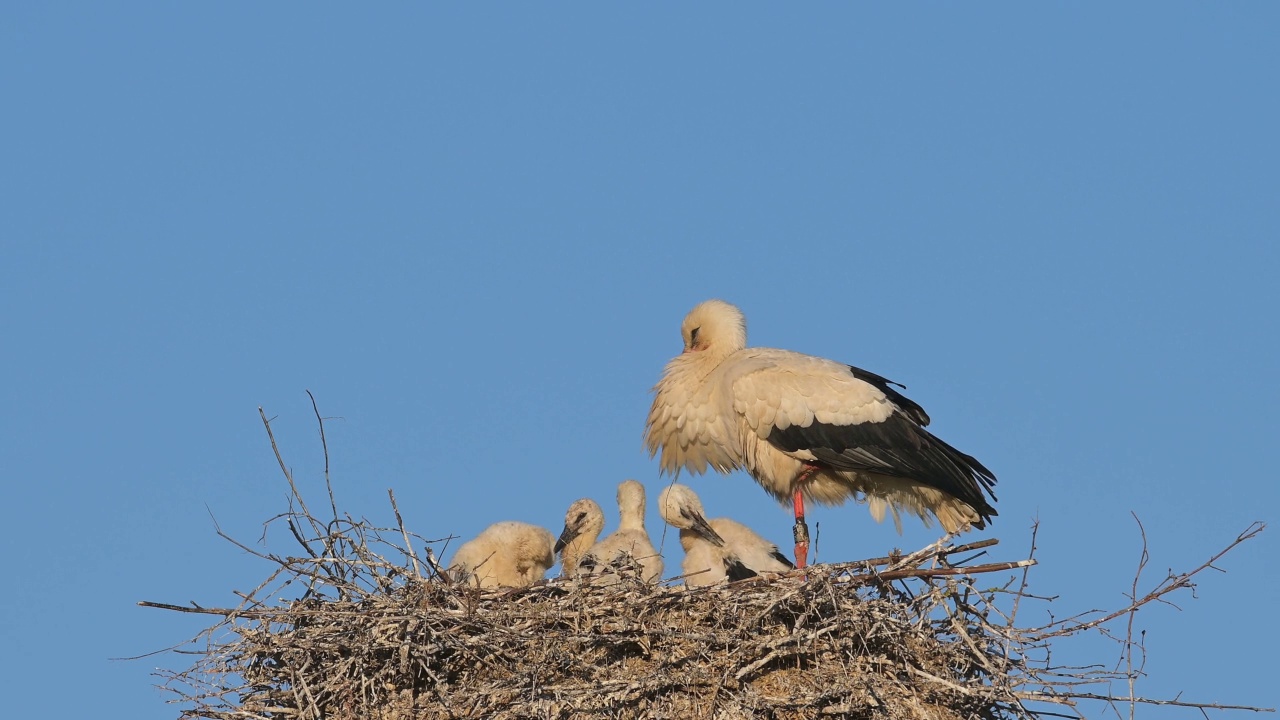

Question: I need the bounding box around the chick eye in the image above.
[690,327,701,344]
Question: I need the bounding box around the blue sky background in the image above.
[2,4,1276,717]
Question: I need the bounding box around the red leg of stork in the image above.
[792,464,819,570]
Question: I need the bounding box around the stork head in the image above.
[616,479,648,525]
[555,498,604,554]
[657,483,725,546]
[681,299,747,355]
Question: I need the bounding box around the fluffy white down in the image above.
[710,518,793,575]
[448,521,556,589]
[582,480,664,584]
[680,540,730,587]
[658,483,793,588]
[556,497,605,577]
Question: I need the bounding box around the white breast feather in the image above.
[647,357,741,476]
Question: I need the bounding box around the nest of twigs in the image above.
[141,403,1268,720]
[152,542,1036,719]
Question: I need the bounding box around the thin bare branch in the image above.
[388,488,423,580]
[305,389,339,523]
[1032,522,1265,641]
[257,406,320,538]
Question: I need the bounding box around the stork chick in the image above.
[555,497,605,577]
[574,480,664,583]
[658,483,794,587]
[448,521,556,589]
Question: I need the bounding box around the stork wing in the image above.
[767,547,796,570]
[731,350,997,517]
[724,558,759,582]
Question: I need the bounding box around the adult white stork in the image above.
[645,299,998,569]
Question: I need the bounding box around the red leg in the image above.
[792,488,810,569]
[792,465,818,570]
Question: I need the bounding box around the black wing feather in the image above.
[768,366,998,524]
[769,548,796,570]
[847,365,931,426]
[724,558,759,582]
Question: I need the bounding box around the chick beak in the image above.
[554,525,579,555]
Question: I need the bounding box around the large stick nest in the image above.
[155,544,1039,719]
[141,405,1268,720]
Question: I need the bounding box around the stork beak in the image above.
[554,525,579,555]
[685,509,724,546]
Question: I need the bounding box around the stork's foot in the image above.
[792,515,810,570]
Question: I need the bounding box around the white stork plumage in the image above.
[447,521,557,589]
[554,497,606,577]
[658,483,794,587]
[644,299,998,568]
[557,480,664,584]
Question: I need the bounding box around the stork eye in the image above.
[690,327,701,344]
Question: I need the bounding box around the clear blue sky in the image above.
[2,4,1276,717]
